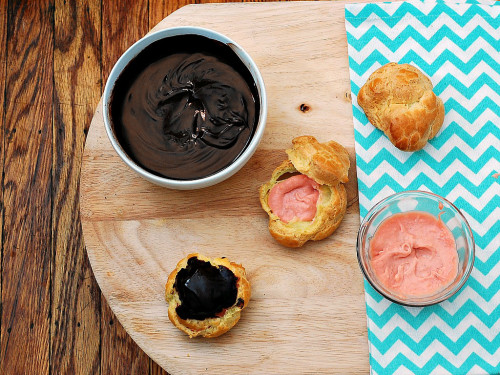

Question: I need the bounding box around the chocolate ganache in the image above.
[174,256,238,320]
[110,34,260,180]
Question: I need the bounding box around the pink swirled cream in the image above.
[267,174,320,223]
[369,211,458,297]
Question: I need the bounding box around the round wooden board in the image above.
[80,1,369,374]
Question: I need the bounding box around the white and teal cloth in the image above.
[345,0,500,373]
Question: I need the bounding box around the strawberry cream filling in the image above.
[268,174,320,223]
[370,211,458,297]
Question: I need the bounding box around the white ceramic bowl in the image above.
[102,26,267,190]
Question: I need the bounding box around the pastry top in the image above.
[165,253,251,338]
[357,62,444,151]
[285,135,350,185]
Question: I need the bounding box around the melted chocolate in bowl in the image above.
[174,257,238,320]
[110,34,260,180]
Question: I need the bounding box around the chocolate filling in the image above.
[174,257,238,320]
[110,34,260,180]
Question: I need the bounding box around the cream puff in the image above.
[357,62,444,151]
[259,136,350,247]
[165,253,251,338]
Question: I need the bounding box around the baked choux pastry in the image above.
[165,253,251,338]
[357,62,444,151]
[259,136,350,248]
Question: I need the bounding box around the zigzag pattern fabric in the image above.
[345,0,500,373]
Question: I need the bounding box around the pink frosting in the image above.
[369,211,458,297]
[268,174,320,223]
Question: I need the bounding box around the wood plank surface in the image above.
[0,0,5,369]
[0,1,53,374]
[0,0,6,359]
[81,2,368,374]
[51,1,102,374]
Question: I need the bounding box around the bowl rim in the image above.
[102,26,268,190]
[356,190,475,307]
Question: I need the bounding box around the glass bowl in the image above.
[357,190,475,306]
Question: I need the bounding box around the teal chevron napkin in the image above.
[345,1,500,374]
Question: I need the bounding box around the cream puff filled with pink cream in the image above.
[259,136,350,248]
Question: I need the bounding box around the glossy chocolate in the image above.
[174,256,238,320]
[110,34,259,180]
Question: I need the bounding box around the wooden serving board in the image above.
[80,1,370,374]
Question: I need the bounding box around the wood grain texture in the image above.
[149,0,198,28]
[100,1,151,374]
[0,0,6,357]
[81,2,368,374]
[0,1,53,374]
[51,1,102,374]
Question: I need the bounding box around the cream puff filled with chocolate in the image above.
[260,136,350,247]
[165,253,251,338]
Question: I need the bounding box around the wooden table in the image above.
[0,1,366,374]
